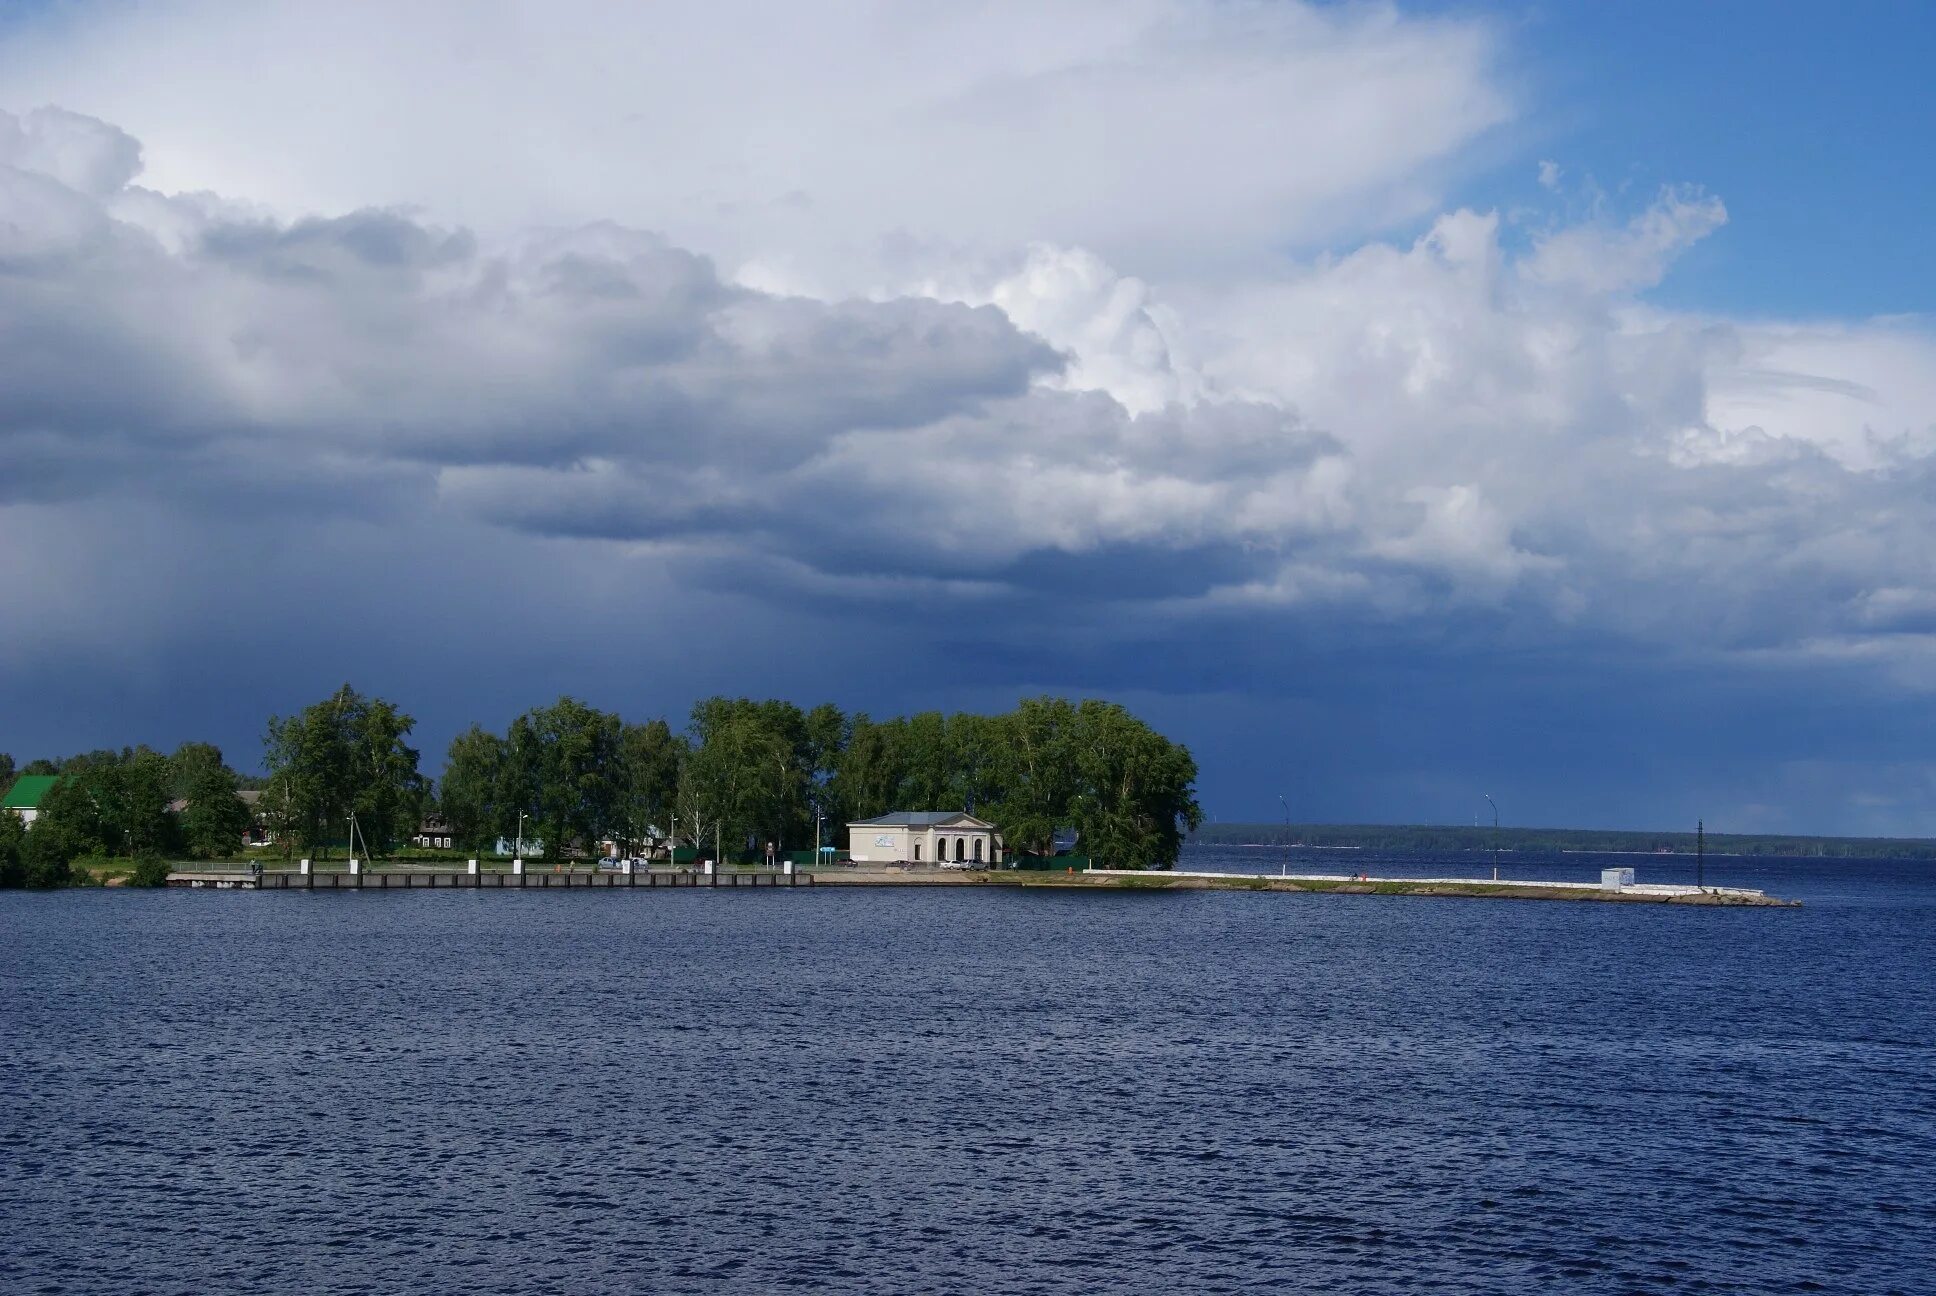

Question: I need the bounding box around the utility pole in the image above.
[1278,794,1292,878]
[1484,793,1500,881]
[1697,819,1705,892]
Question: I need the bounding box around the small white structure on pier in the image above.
[848,811,1001,866]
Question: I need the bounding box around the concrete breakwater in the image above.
[176,868,810,890]
[167,865,1795,904]
[1072,868,1794,905]
[813,867,1793,905]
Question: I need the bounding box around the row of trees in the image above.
[261,686,427,860]
[3,689,1203,884]
[0,743,253,887]
[436,693,1201,869]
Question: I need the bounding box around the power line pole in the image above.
[1484,793,1500,881]
[1278,794,1292,878]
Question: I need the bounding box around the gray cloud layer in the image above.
[4,92,1936,834]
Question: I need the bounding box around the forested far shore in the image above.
[1194,822,1936,860]
[1,689,1203,888]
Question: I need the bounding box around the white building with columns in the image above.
[847,811,1002,866]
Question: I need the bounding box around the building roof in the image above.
[849,811,993,829]
[2,774,60,811]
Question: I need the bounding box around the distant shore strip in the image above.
[168,865,1794,905]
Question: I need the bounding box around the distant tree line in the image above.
[0,743,253,888]
[438,693,1200,868]
[1192,821,1936,860]
[1,690,1202,886]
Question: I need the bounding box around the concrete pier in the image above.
[162,864,1794,904]
[1075,867,1791,905]
[227,867,814,889]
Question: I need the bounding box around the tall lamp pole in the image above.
[516,810,526,860]
[1697,818,1705,892]
[1484,793,1499,881]
[1278,794,1292,878]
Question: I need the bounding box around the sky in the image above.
[1,0,1934,835]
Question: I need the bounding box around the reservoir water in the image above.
[3,848,1932,1294]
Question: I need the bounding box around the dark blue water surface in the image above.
[3,848,1933,1294]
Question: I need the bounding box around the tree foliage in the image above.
[0,749,174,886]
[0,810,25,888]
[502,697,626,860]
[617,718,682,854]
[440,701,688,859]
[171,743,251,860]
[4,690,1201,884]
[264,685,427,857]
[439,724,507,851]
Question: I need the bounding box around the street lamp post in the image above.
[1483,794,1500,881]
[516,811,526,861]
[1278,794,1292,878]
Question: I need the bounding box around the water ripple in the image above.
[2,851,1932,1294]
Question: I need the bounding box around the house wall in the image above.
[920,828,993,863]
[849,825,910,864]
[847,823,998,864]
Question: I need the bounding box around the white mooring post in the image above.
[299,858,311,876]
[782,858,795,876]
[620,857,634,876]
[512,858,524,876]
[348,858,361,876]
[467,858,479,876]
[702,858,715,877]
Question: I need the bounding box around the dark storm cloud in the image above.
[9,105,1936,837]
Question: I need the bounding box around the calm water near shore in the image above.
[3,846,1932,1294]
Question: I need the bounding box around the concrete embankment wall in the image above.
[166,866,1796,905]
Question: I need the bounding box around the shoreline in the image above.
[166,865,1796,905]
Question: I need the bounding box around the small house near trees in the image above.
[1,775,60,828]
[847,811,1002,866]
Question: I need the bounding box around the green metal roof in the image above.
[1,774,59,810]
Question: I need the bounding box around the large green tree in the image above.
[617,719,683,855]
[264,685,426,857]
[502,697,625,860]
[830,713,906,825]
[1063,700,1203,869]
[0,807,27,888]
[171,742,251,860]
[440,724,508,851]
[985,697,1080,858]
[84,749,175,857]
[678,698,802,859]
[19,788,86,888]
